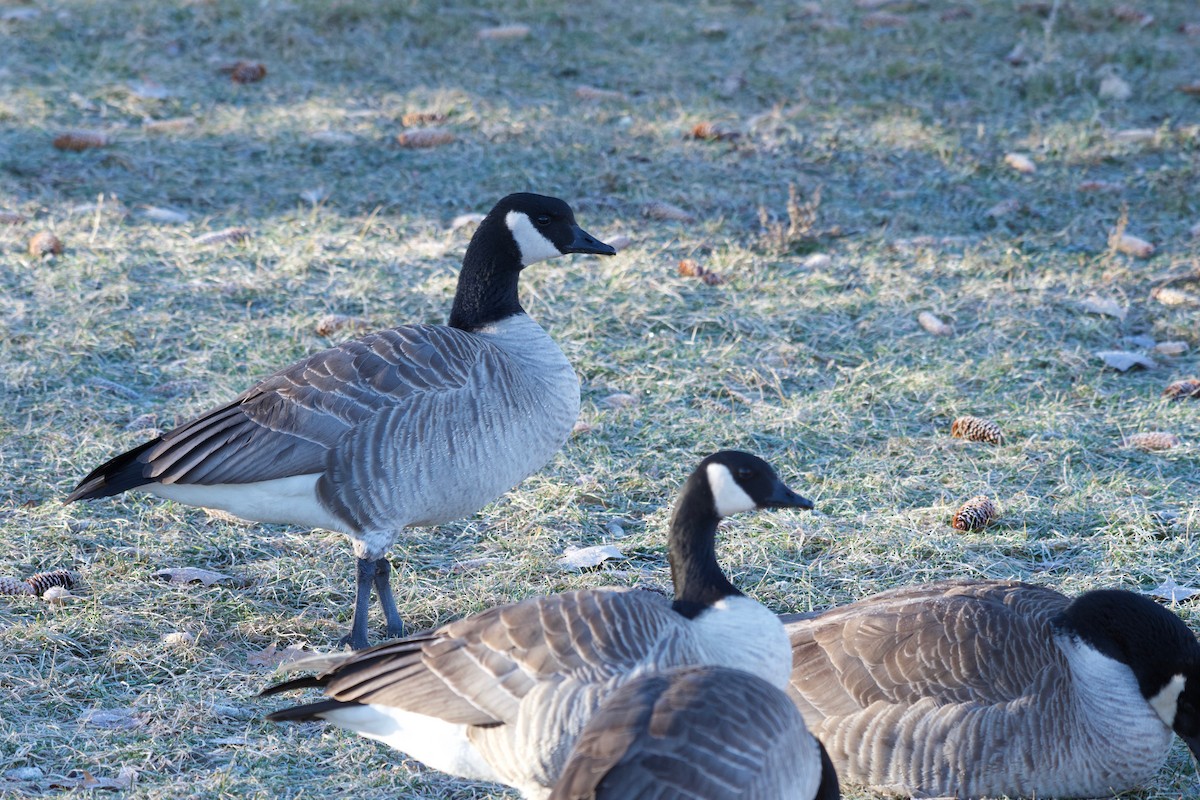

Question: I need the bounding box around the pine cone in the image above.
[0,576,34,596]
[952,495,998,531]
[1163,379,1200,400]
[25,569,74,596]
[951,415,1003,444]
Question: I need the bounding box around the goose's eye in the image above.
[534,215,552,227]
[736,467,754,480]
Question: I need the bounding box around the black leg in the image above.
[372,557,406,639]
[338,557,375,650]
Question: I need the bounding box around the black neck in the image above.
[669,473,742,619]
[447,216,525,331]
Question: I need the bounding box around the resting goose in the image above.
[66,193,616,649]
[781,579,1200,799]
[549,665,841,800]
[263,450,814,799]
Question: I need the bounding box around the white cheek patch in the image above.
[1149,673,1187,727]
[705,463,757,517]
[505,210,563,265]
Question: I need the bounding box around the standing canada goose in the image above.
[781,579,1200,799]
[66,193,616,649]
[549,665,841,800]
[263,450,814,800]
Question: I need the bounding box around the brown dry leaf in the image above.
[575,85,627,102]
[161,631,195,647]
[1112,232,1154,258]
[1077,180,1123,193]
[0,210,27,225]
[315,313,372,337]
[556,544,624,571]
[643,201,694,222]
[28,231,63,257]
[476,23,531,40]
[1163,378,1200,400]
[143,116,196,133]
[1096,350,1156,371]
[222,61,267,84]
[689,122,741,142]
[677,259,702,277]
[1112,5,1153,26]
[53,130,109,151]
[1122,432,1181,451]
[396,127,455,148]
[862,11,907,27]
[194,227,251,246]
[1153,341,1189,356]
[153,567,233,585]
[571,420,595,435]
[247,643,310,669]
[1152,287,1200,307]
[1079,296,1127,320]
[401,110,448,126]
[1177,82,1200,96]
[1004,153,1036,174]
[917,311,953,336]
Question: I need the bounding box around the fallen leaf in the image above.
[1096,350,1156,371]
[1163,378,1200,399]
[606,234,632,251]
[575,85,627,102]
[28,231,63,257]
[153,567,233,585]
[42,586,72,604]
[476,23,531,40]
[1177,82,1200,96]
[79,709,143,730]
[1153,341,1188,356]
[985,198,1022,219]
[1150,577,1200,603]
[222,61,267,84]
[601,392,638,409]
[0,210,26,225]
[1112,232,1154,258]
[450,212,486,231]
[642,201,694,222]
[1079,296,1127,320]
[315,313,372,337]
[1098,73,1132,102]
[161,631,195,647]
[1122,432,1181,451]
[401,111,448,126]
[396,127,455,148]
[1077,180,1123,193]
[143,116,196,133]
[53,130,109,151]
[4,767,43,780]
[917,311,953,336]
[247,643,311,668]
[689,122,741,142]
[556,544,624,571]
[1111,128,1156,143]
[1004,152,1036,174]
[802,253,832,269]
[1152,286,1199,306]
[1003,42,1027,66]
[1182,22,1200,36]
[139,206,189,224]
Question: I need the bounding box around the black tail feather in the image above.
[264,698,356,724]
[258,674,329,698]
[65,438,160,503]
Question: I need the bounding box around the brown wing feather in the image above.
[786,579,1068,715]
[138,325,495,486]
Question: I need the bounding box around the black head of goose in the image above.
[65,193,615,650]
[781,579,1200,799]
[263,450,814,799]
[548,665,841,800]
